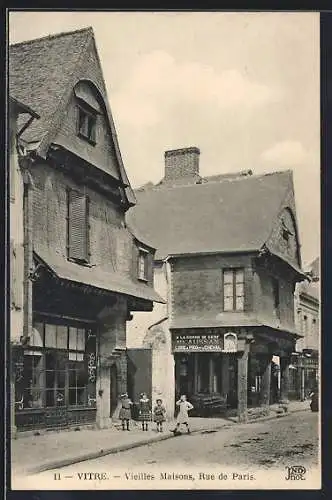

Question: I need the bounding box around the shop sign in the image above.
[173,333,223,352]
[222,332,238,353]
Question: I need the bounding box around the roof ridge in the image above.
[10,26,93,48]
[135,169,292,193]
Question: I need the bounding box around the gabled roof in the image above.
[10,28,92,145]
[126,170,295,261]
[9,27,136,206]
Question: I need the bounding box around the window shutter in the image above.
[67,190,89,262]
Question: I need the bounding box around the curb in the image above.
[25,407,310,475]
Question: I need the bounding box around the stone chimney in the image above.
[164,147,200,182]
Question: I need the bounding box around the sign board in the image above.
[222,332,238,353]
[173,333,223,352]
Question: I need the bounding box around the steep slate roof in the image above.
[126,170,294,261]
[9,27,136,206]
[9,28,92,145]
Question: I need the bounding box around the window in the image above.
[223,269,244,311]
[138,249,148,281]
[303,315,308,335]
[67,189,90,264]
[22,353,44,409]
[17,321,92,410]
[68,361,88,406]
[77,105,96,144]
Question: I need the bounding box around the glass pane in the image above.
[69,369,77,387]
[77,329,85,351]
[31,322,44,347]
[69,352,77,361]
[45,324,56,348]
[69,327,77,350]
[224,296,233,311]
[69,388,77,405]
[56,325,68,349]
[77,387,86,405]
[77,364,87,386]
[235,269,244,283]
[76,353,84,362]
[57,370,66,389]
[45,389,55,407]
[236,295,244,311]
[223,270,233,284]
[224,284,233,298]
[236,283,244,296]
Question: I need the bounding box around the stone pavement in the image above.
[11,400,310,476]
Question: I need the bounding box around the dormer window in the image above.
[138,249,148,281]
[77,104,96,145]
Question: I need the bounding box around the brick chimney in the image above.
[164,147,200,182]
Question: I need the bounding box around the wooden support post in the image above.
[209,357,214,393]
[237,342,250,423]
[193,353,198,393]
[260,354,272,411]
[280,355,291,403]
[221,354,230,398]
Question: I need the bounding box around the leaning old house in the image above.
[126,147,307,422]
[9,28,163,433]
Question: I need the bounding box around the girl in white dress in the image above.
[172,395,194,434]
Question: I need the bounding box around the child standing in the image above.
[139,392,151,431]
[153,399,166,432]
[172,395,194,434]
[119,393,133,431]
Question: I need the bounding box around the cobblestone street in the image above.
[14,411,318,490]
[47,411,318,471]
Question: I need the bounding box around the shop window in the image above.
[223,268,244,311]
[77,105,97,144]
[45,352,66,408]
[138,249,148,281]
[22,352,44,409]
[67,189,90,264]
[68,361,88,406]
[16,321,93,411]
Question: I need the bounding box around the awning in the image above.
[34,250,165,304]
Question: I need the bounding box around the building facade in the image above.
[127,147,306,422]
[9,28,163,433]
[293,257,320,400]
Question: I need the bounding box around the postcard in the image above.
[8,10,320,491]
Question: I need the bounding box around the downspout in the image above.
[19,151,35,343]
[164,256,173,322]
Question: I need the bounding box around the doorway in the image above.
[110,364,118,416]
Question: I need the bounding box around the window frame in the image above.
[222,268,245,312]
[137,248,149,282]
[76,104,97,145]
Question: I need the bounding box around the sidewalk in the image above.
[11,400,310,476]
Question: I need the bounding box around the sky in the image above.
[9,11,320,265]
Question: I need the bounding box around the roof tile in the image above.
[126,170,293,260]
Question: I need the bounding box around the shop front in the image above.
[172,329,240,415]
[14,317,97,431]
[172,327,296,419]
